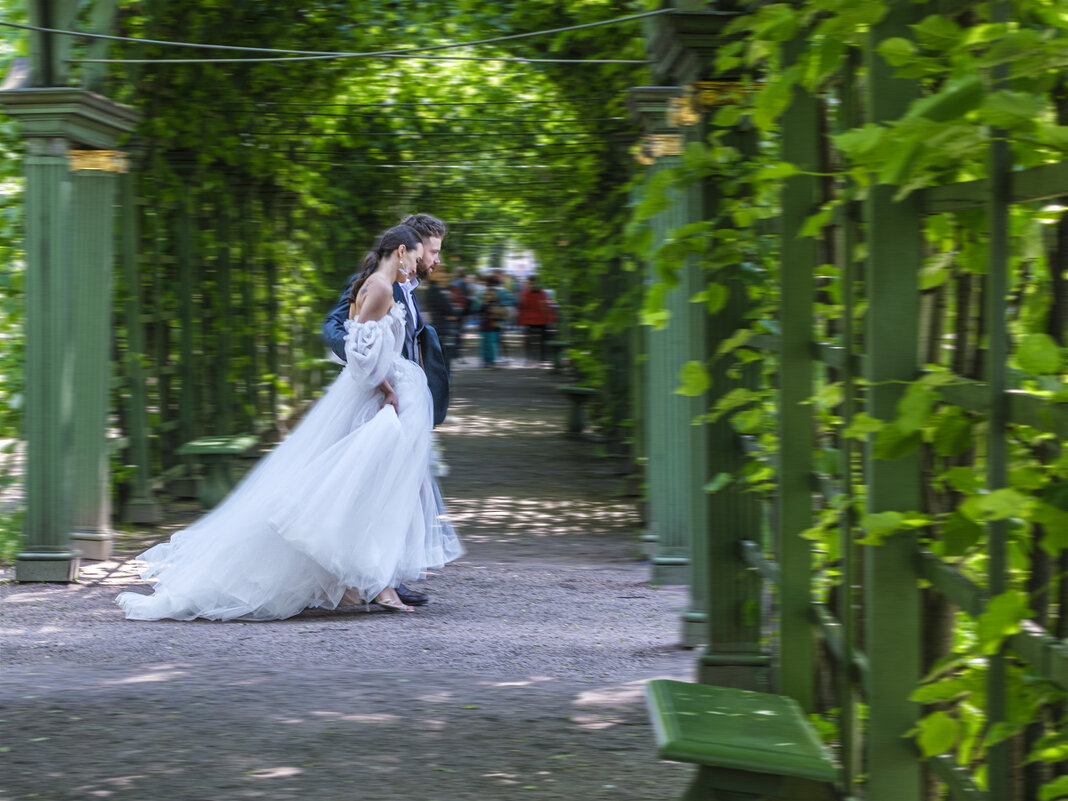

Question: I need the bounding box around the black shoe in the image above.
[395,583,429,606]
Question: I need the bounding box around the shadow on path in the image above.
[0,361,693,801]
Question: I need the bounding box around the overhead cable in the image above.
[0,8,673,64]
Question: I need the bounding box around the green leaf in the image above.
[753,67,799,130]
[910,676,970,704]
[833,123,886,156]
[981,91,1046,129]
[703,472,734,493]
[712,387,759,417]
[917,710,960,758]
[800,207,833,239]
[983,488,1033,520]
[761,161,799,180]
[641,284,672,329]
[1039,775,1068,801]
[939,512,982,557]
[873,423,922,460]
[715,328,754,358]
[878,37,918,67]
[676,361,711,397]
[904,76,983,123]
[1035,502,1068,556]
[636,170,676,221]
[976,590,1034,656]
[859,511,905,543]
[730,407,764,434]
[1016,333,1062,375]
[932,405,973,457]
[752,4,798,42]
[912,15,963,52]
[713,104,743,128]
[843,412,884,438]
[896,383,937,433]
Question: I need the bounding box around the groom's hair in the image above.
[400,213,446,242]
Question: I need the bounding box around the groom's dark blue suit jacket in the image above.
[322,281,450,427]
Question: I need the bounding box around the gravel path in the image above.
[0,354,695,800]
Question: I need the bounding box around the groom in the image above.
[321,213,450,607]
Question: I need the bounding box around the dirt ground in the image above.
[0,346,696,801]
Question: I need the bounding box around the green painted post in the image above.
[241,190,259,425]
[215,201,233,435]
[261,188,281,428]
[27,1,75,87]
[837,47,863,796]
[777,36,821,710]
[627,88,702,645]
[266,256,280,426]
[68,152,121,560]
[6,126,75,580]
[119,169,160,524]
[176,178,196,449]
[985,1,1010,796]
[151,214,175,469]
[0,86,137,579]
[699,118,766,690]
[864,1,924,797]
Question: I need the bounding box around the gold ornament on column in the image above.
[68,150,128,173]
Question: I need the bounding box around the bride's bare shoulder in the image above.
[355,277,394,323]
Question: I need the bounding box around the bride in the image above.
[117,224,462,620]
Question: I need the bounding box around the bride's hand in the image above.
[381,388,400,413]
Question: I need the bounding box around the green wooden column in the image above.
[68,149,124,560]
[215,200,233,435]
[777,37,821,709]
[698,114,766,689]
[176,174,196,450]
[0,88,136,578]
[119,168,160,524]
[628,89,704,648]
[863,1,924,797]
[4,113,75,580]
[240,189,260,426]
[645,6,767,669]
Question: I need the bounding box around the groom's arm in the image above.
[322,287,352,362]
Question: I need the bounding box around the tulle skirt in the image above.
[116,359,462,621]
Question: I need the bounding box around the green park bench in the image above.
[555,385,598,435]
[176,434,260,508]
[645,679,839,800]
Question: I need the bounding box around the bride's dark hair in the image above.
[345,224,421,305]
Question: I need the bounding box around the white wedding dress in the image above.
[117,303,462,621]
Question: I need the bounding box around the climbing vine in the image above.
[630,0,1068,796]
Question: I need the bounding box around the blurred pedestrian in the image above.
[492,270,516,360]
[448,268,474,359]
[517,275,557,362]
[476,274,506,368]
[423,267,460,369]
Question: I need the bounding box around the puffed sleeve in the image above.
[343,317,398,389]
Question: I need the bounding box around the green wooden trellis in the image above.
[3,4,341,574]
[635,1,1068,798]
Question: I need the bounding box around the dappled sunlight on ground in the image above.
[439,410,560,437]
[77,558,147,586]
[0,362,693,799]
[447,495,638,541]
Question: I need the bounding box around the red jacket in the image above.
[517,287,556,326]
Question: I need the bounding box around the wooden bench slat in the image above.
[646,680,839,785]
